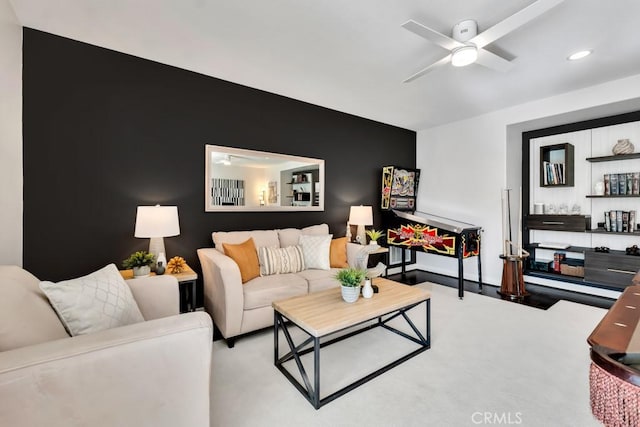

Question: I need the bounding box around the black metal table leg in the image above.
[458,243,464,299]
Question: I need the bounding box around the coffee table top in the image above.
[272,277,430,337]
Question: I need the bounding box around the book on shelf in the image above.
[631,210,637,233]
[542,161,565,185]
[628,172,634,194]
[617,210,623,233]
[604,174,610,195]
[623,211,630,232]
[604,211,611,231]
[611,174,619,195]
[619,173,627,195]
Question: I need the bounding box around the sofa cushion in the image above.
[258,245,305,276]
[299,234,332,270]
[330,237,349,268]
[242,274,308,310]
[0,266,69,351]
[213,229,279,253]
[39,264,144,336]
[296,268,342,293]
[222,238,260,283]
[278,223,330,248]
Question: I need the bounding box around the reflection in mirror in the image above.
[205,145,324,212]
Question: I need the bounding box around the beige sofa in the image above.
[0,265,213,427]
[198,224,371,347]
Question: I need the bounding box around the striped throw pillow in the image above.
[258,245,306,276]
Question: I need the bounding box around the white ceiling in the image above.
[8,0,640,131]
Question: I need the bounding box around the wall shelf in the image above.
[586,194,640,198]
[586,153,640,162]
[540,143,574,187]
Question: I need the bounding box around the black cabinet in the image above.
[585,251,640,290]
[524,214,590,232]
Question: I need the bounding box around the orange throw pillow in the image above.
[330,237,349,268]
[222,238,260,284]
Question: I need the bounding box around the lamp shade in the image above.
[349,205,373,226]
[134,205,180,238]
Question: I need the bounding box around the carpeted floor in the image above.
[210,282,606,426]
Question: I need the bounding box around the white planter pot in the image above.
[341,285,361,303]
[132,265,151,277]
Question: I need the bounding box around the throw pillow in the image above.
[330,237,349,268]
[258,245,306,276]
[39,264,144,336]
[299,234,332,270]
[222,237,261,283]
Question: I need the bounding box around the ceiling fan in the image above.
[402,0,564,82]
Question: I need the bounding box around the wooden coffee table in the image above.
[273,277,431,409]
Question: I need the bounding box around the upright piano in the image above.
[385,209,482,299]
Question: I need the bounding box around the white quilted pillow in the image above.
[39,264,144,336]
[258,245,306,276]
[298,234,332,270]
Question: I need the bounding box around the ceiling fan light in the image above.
[567,50,592,61]
[451,45,478,67]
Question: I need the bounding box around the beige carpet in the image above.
[210,283,606,426]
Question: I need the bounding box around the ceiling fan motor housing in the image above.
[452,19,478,42]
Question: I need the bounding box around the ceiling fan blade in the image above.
[475,49,514,72]
[470,0,564,49]
[403,55,451,83]
[401,19,464,51]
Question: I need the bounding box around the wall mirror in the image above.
[205,144,325,212]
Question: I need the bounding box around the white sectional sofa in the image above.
[197,223,371,347]
[0,265,213,427]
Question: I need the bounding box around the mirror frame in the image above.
[204,144,325,212]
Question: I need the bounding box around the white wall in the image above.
[417,73,640,298]
[0,0,22,266]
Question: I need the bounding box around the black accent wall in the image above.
[23,29,416,292]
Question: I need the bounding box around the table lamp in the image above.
[134,205,180,269]
[349,205,373,245]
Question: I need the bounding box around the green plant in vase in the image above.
[122,251,156,277]
[365,229,384,245]
[336,267,367,303]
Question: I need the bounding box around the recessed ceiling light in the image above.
[567,50,592,61]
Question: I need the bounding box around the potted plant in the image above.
[336,267,367,303]
[365,229,384,245]
[122,251,156,277]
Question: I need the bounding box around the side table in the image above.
[120,264,198,313]
[368,246,389,277]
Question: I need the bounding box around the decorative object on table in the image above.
[155,261,166,275]
[134,205,180,270]
[156,252,167,269]
[612,138,634,155]
[594,181,605,196]
[122,251,156,277]
[544,203,556,214]
[365,229,384,245]
[571,204,581,215]
[348,205,373,244]
[167,256,187,274]
[335,267,366,303]
[533,203,544,214]
[362,278,374,299]
[558,203,569,215]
